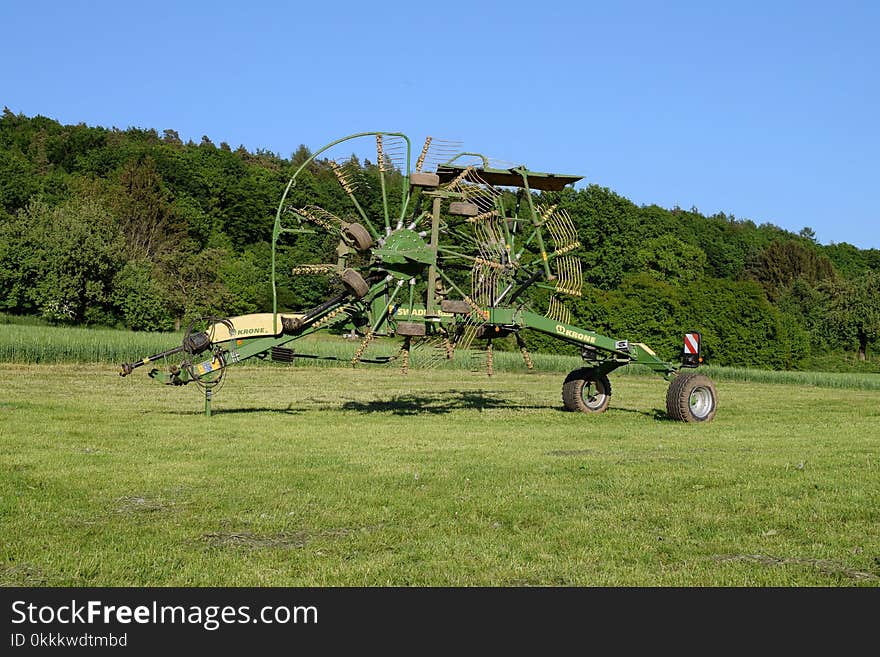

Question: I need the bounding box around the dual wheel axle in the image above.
[562,369,717,422]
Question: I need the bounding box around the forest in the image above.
[1,108,878,370]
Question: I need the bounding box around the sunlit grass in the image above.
[4,321,880,391]
[1,363,878,586]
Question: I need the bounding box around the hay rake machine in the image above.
[120,131,717,422]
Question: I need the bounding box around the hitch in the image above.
[119,331,211,377]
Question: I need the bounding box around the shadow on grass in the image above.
[174,397,674,418]
[608,406,676,421]
[336,390,550,415]
[172,404,302,416]
[177,390,549,416]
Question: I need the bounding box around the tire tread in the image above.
[562,368,611,414]
[666,372,717,422]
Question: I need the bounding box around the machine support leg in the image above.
[426,197,441,316]
[443,336,454,359]
[204,388,212,417]
[400,336,411,375]
[515,333,534,370]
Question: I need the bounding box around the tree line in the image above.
[1,109,878,369]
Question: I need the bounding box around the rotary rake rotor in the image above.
[120,131,718,422]
[275,133,592,371]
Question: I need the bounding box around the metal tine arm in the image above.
[420,138,464,172]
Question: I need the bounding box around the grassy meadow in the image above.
[3,320,880,390]
[1,361,878,586]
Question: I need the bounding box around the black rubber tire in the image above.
[340,268,369,299]
[562,368,612,414]
[666,372,717,422]
[343,222,373,251]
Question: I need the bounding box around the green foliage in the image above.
[0,148,41,211]
[114,154,184,259]
[0,197,123,323]
[171,194,213,248]
[798,226,817,242]
[635,234,707,284]
[220,246,272,315]
[157,246,237,326]
[578,274,803,369]
[597,273,685,360]
[556,185,639,289]
[112,260,175,331]
[682,278,791,368]
[819,272,880,359]
[822,242,874,278]
[0,110,878,368]
[748,239,836,300]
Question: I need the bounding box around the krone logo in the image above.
[232,327,266,335]
[555,324,596,344]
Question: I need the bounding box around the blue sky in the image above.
[3,0,878,248]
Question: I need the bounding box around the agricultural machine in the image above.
[119,132,718,422]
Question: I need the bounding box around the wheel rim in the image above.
[582,381,606,410]
[689,386,714,418]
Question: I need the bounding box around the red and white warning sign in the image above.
[683,332,700,355]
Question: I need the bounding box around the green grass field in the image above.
[3,320,880,389]
[1,363,878,586]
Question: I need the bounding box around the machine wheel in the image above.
[562,369,612,414]
[343,222,373,251]
[666,372,717,422]
[341,268,369,299]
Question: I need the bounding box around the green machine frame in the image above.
[120,131,717,422]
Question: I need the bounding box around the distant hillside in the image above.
[1,109,878,369]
